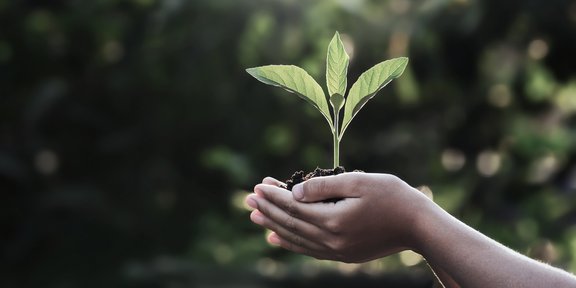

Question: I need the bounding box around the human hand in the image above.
[245,172,433,263]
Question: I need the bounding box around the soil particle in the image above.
[282,166,358,191]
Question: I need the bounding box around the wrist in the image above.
[409,191,443,255]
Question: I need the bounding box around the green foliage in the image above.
[3,1,576,287]
[326,32,349,98]
[247,32,408,167]
[341,57,408,137]
[246,65,333,127]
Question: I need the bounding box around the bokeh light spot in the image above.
[35,149,59,175]
[231,190,252,211]
[554,82,576,114]
[527,154,560,184]
[527,39,549,60]
[441,148,466,172]
[488,84,513,108]
[337,262,361,275]
[476,150,501,177]
[340,33,355,61]
[256,257,286,278]
[399,250,423,267]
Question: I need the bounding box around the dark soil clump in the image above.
[282,166,353,191]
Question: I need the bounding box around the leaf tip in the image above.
[392,57,409,78]
[246,67,263,79]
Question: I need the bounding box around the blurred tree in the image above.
[1,0,576,287]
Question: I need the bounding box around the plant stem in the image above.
[333,109,340,168]
[333,133,340,168]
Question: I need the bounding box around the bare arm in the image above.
[245,173,576,287]
[415,197,576,287]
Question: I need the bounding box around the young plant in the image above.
[246,32,408,168]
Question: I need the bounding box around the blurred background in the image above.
[1,0,576,287]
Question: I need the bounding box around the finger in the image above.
[292,173,362,203]
[249,195,326,247]
[262,176,285,187]
[250,210,326,252]
[253,180,288,198]
[267,232,327,260]
[245,193,258,210]
[253,184,333,226]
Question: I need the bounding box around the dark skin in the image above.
[246,172,576,288]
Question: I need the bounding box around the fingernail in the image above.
[293,184,303,200]
[268,233,281,246]
[251,210,263,224]
[245,195,258,209]
[253,184,264,196]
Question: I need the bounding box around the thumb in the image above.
[292,175,348,203]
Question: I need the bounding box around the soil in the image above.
[281,166,359,191]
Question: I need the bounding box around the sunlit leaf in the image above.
[326,31,349,98]
[246,65,333,127]
[340,57,408,137]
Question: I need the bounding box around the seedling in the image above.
[246,32,408,168]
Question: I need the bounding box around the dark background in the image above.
[1,0,576,287]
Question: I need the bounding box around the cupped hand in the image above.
[245,172,432,263]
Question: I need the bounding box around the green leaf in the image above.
[246,65,333,127]
[340,57,408,138]
[326,31,349,98]
[330,93,345,112]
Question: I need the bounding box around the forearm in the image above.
[415,201,576,288]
